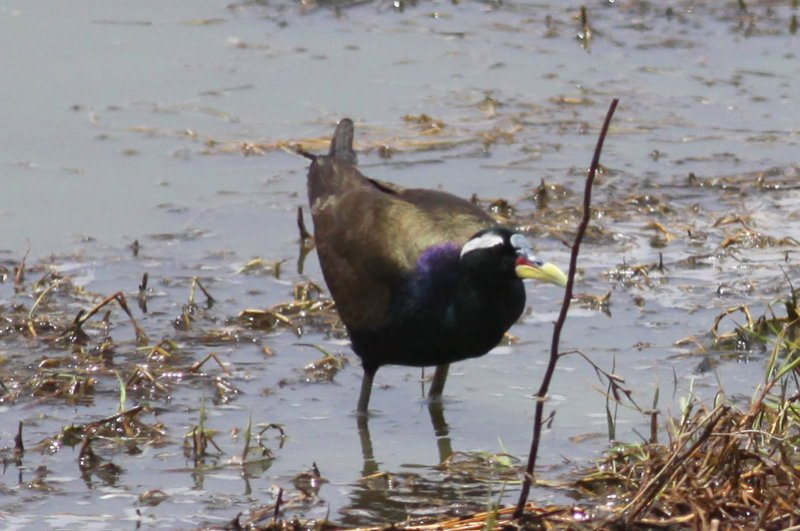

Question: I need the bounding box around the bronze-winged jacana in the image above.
[303,118,567,413]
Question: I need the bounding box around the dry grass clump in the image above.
[575,289,800,529]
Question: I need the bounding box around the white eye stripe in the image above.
[460,232,504,258]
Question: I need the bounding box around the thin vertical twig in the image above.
[514,98,619,518]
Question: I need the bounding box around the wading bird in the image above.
[302,118,566,413]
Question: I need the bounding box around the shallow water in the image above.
[1,1,799,528]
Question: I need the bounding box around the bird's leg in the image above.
[357,366,377,414]
[428,363,449,399]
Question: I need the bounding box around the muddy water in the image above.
[1,1,799,528]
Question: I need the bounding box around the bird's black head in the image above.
[459,228,568,286]
[459,228,524,278]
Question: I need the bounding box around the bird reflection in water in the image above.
[356,377,453,478]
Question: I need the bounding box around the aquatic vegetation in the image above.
[573,288,800,528]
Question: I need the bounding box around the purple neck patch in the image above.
[415,242,460,278]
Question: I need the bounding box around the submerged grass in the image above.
[0,256,336,511]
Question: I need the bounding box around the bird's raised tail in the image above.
[329,118,358,165]
[297,118,358,165]
[306,118,365,205]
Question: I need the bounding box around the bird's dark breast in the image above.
[349,299,525,369]
[349,262,527,370]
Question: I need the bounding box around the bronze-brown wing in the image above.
[311,177,494,331]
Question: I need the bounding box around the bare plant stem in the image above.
[514,98,619,518]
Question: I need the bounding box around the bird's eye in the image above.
[510,233,532,251]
